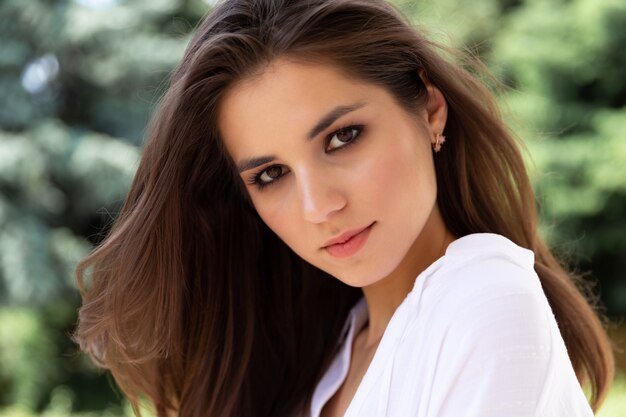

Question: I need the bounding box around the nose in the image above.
[297,169,347,224]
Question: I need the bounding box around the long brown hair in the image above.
[73,0,615,415]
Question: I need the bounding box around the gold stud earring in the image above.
[433,132,446,152]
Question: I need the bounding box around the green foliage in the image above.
[594,373,626,417]
[0,386,143,417]
[0,0,624,414]
[0,0,205,413]
[0,308,57,408]
[0,120,138,305]
[489,0,626,314]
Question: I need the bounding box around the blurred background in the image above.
[0,0,624,415]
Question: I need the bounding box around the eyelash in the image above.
[247,124,365,190]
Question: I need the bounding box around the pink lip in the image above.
[323,222,375,258]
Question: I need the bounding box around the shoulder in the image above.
[402,234,588,416]
[419,233,552,348]
[423,233,544,309]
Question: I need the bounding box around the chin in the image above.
[329,268,386,288]
[313,251,401,286]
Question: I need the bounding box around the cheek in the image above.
[361,139,435,206]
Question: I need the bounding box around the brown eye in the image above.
[337,128,353,142]
[327,126,362,151]
[259,165,285,184]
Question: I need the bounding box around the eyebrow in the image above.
[236,102,367,173]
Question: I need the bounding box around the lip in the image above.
[322,222,375,258]
[323,223,373,248]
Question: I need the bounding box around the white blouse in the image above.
[304,233,594,417]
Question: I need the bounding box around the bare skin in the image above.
[320,214,455,417]
[320,323,380,417]
[218,59,458,414]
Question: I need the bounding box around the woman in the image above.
[73,0,616,416]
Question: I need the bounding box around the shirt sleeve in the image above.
[424,260,593,417]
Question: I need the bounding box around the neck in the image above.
[358,205,456,349]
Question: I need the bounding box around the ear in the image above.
[418,69,448,139]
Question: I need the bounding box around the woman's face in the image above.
[218,58,445,287]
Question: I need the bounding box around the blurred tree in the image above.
[0,0,207,413]
[400,0,626,315]
[0,0,624,414]
[490,0,626,315]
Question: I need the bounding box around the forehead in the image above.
[220,58,369,111]
[217,59,388,155]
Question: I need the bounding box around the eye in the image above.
[247,124,365,190]
[257,165,285,186]
[249,165,287,189]
[326,125,363,152]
